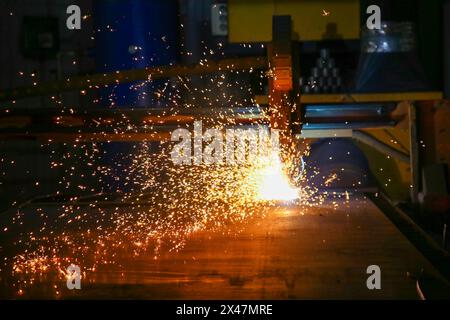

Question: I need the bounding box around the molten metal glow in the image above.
[253,152,299,201]
[2,36,328,297]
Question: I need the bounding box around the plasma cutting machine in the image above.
[0,7,446,206]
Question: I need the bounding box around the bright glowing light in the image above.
[253,152,299,201]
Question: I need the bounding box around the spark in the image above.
[252,152,299,201]
[0,33,339,298]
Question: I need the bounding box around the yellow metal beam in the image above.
[228,0,360,43]
[255,92,444,105]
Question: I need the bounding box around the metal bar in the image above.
[298,129,353,139]
[0,56,267,102]
[302,121,397,130]
[0,103,402,141]
[352,130,410,163]
[304,104,390,118]
[409,102,420,203]
[0,132,174,142]
[445,1,450,99]
[254,92,444,105]
[301,92,445,104]
[368,192,450,282]
[0,107,266,130]
[0,106,267,119]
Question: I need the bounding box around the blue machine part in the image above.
[93,0,179,192]
[306,139,374,190]
[93,0,179,107]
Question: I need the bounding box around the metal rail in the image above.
[0,56,266,102]
[0,104,400,142]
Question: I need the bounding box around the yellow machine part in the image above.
[228,0,360,42]
[357,127,412,202]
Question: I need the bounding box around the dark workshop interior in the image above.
[0,0,450,301]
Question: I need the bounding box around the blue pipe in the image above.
[93,0,179,192]
[94,0,179,107]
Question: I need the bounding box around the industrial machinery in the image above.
[1,0,450,300]
[0,12,444,203]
